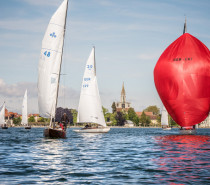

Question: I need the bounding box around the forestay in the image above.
[38,0,68,118]
[77,47,106,127]
[21,89,28,125]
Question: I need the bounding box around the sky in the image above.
[0,0,209,114]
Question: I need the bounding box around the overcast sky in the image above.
[0,0,209,114]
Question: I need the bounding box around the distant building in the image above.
[124,120,134,127]
[116,82,131,112]
[136,111,158,125]
[199,113,210,128]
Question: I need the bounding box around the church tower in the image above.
[116,82,131,112]
[121,82,126,108]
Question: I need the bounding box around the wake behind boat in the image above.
[38,0,69,138]
[74,47,110,134]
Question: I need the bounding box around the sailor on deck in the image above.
[61,113,69,131]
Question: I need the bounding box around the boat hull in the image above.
[44,128,66,138]
[163,127,171,130]
[73,127,110,133]
[179,129,196,135]
[1,126,8,129]
[25,126,31,129]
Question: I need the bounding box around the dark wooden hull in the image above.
[1,126,8,129]
[44,128,66,138]
[25,126,31,129]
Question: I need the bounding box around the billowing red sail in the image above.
[154,33,210,127]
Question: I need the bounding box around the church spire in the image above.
[121,82,126,103]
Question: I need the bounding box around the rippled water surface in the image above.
[0,128,209,184]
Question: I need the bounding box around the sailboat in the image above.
[21,90,31,129]
[0,102,8,129]
[154,17,210,135]
[161,105,171,130]
[38,0,69,138]
[74,47,110,133]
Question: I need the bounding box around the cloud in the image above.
[0,78,37,98]
[0,78,80,113]
[0,19,46,33]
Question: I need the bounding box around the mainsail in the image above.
[21,89,28,126]
[0,102,5,125]
[161,105,168,126]
[77,47,106,127]
[38,0,68,121]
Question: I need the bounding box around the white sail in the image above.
[161,105,168,126]
[38,0,68,118]
[0,102,5,125]
[21,89,28,126]
[77,47,106,127]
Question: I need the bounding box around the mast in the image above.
[183,16,187,34]
[50,0,69,128]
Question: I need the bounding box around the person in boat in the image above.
[61,113,69,131]
[85,124,91,129]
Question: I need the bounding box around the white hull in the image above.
[179,129,196,135]
[163,127,171,130]
[73,127,110,133]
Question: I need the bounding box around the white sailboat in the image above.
[0,102,8,129]
[38,0,68,138]
[74,47,110,133]
[21,89,31,129]
[161,105,171,130]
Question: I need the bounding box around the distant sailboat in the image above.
[0,102,8,129]
[21,90,31,129]
[74,47,110,133]
[161,105,171,130]
[38,0,69,138]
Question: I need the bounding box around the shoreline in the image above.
[7,125,210,129]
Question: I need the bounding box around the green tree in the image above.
[139,111,151,127]
[111,102,117,113]
[144,105,160,115]
[38,117,45,122]
[13,117,21,125]
[70,109,78,124]
[28,116,35,123]
[128,108,139,126]
[115,111,126,126]
[105,112,111,122]
[169,115,178,127]
[110,113,117,126]
[102,106,109,116]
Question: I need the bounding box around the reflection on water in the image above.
[154,135,210,184]
[0,128,209,184]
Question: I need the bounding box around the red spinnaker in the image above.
[154,33,210,127]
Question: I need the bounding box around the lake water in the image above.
[0,128,209,184]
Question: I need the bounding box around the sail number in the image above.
[84,78,91,81]
[87,65,93,70]
[83,84,89,88]
[173,57,192,61]
[44,51,51,57]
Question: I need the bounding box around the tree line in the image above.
[12,104,178,127]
